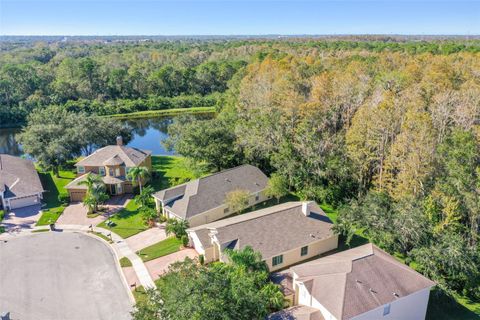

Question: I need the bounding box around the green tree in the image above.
[134,185,154,208]
[78,173,108,213]
[127,166,150,194]
[225,189,251,214]
[164,116,239,171]
[165,218,189,239]
[264,173,289,203]
[224,246,268,272]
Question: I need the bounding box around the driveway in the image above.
[1,205,42,229]
[57,196,130,226]
[126,226,167,252]
[145,249,198,280]
[0,232,132,320]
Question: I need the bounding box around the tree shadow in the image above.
[38,171,60,209]
[426,289,480,320]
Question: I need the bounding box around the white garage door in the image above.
[9,195,40,209]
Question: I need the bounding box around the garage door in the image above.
[69,190,87,202]
[9,195,40,209]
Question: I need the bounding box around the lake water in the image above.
[0,115,207,157]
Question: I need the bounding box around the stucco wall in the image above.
[265,235,339,272]
[351,287,431,320]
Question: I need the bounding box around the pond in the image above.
[0,115,209,157]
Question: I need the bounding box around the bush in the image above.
[58,193,70,205]
[199,254,205,265]
[0,210,5,222]
[181,235,189,247]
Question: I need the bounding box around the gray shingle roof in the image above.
[154,165,268,219]
[188,201,334,260]
[65,173,126,189]
[0,154,44,199]
[291,244,436,320]
[75,145,151,167]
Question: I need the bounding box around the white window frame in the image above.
[99,166,106,176]
[115,168,121,177]
[272,255,283,267]
[78,166,85,174]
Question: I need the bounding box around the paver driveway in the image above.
[0,232,132,320]
[0,205,42,229]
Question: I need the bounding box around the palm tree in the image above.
[165,218,189,239]
[134,185,154,208]
[224,246,268,272]
[78,173,108,213]
[127,166,150,193]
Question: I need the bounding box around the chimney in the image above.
[116,136,123,146]
[302,201,311,216]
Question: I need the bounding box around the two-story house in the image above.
[65,137,151,201]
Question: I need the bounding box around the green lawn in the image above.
[119,257,133,267]
[150,155,198,191]
[97,201,147,238]
[137,236,183,262]
[36,167,75,226]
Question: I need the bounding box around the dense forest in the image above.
[2,38,480,314]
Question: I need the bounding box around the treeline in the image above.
[3,39,480,125]
[0,41,247,124]
[165,49,480,301]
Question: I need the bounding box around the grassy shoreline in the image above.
[104,107,216,120]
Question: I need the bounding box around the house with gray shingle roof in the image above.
[0,154,44,210]
[65,137,151,201]
[187,201,338,271]
[269,244,435,320]
[153,164,269,227]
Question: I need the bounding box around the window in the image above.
[78,166,85,174]
[224,207,229,214]
[301,246,308,256]
[109,168,114,176]
[255,193,260,201]
[383,304,391,316]
[99,167,105,176]
[272,255,283,267]
[115,168,121,177]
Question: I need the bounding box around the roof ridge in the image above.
[197,164,253,181]
[206,202,302,230]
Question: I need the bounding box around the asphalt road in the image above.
[0,232,132,320]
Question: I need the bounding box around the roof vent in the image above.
[356,280,362,284]
[393,292,400,298]
[369,288,377,294]
[225,178,231,182]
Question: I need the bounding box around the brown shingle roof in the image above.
[188,201,335,260]
[153,165,268,219]
[0,154,43,199]
[75,145,151,167]
[291,244,435,320]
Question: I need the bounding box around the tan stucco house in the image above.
[0,154,44,210]
[187,201,338,271]
[269,244,435,320]
[65,137,151,201]
[152,164,269,227]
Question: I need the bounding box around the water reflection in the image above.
[0,114,213,157]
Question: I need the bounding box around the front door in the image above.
[110,184,117,195]
[117,183,123,194]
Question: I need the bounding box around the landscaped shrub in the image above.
[58,193,70,205]
[0,210,4,222]
[181,235,189,247]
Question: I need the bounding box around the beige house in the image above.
[0,154,44,210]
[152,164,269,227]
[269,244,435,320]
[65,137,151,201]
[187,201,338,271]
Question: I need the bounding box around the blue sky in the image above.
[1,1,479,35]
